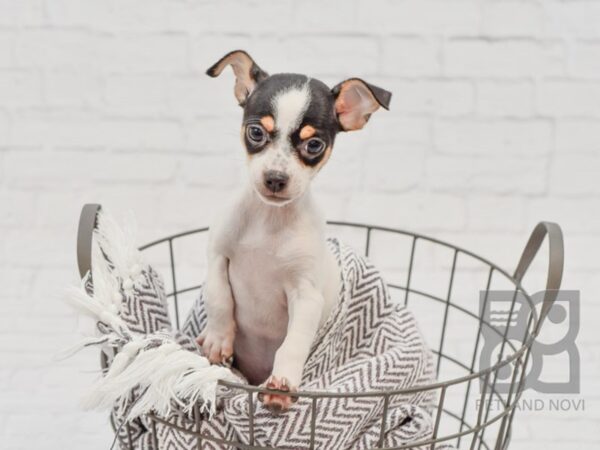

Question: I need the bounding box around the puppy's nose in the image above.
[264,170,289,193]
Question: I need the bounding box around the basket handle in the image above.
[77,203,102,279]
[513,221,564,329]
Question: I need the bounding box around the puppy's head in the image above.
[207,50,391,206]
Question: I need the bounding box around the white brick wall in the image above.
[0,1,598,448]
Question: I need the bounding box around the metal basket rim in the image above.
[138,220,540,396]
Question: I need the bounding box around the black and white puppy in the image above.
[197,50,391,411]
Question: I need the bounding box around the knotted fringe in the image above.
[61,209,237,420]
[80,334,234,417]
[94,211,145,299]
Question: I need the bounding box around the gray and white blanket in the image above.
[173,238,437,449]
[72,214,441,449]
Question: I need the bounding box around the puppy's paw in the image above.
[258,375,298,413]
[196,327,235,364]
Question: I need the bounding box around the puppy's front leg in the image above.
[197,253,236,364]
[261,280,323,411]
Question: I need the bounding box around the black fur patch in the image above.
[242,74,339,164]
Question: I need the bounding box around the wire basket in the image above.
[77,205,564,450]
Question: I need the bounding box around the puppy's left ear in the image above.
[332,78,391,131]
[206,50,268,106]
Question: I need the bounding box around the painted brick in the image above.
[43,70,103,108]
[476,81,535,117]
[0,70,42,107]
[101,34,189,74]
[555,119,600,154]
[356,0,481,36]
[481,1,544,37]
[544,0,600,39]
[105,74,167,115]
[548,155,600,195]
[426,154,547,194]
[386,79,474,116]
[444,40,565,77]
[0,31,15,67]
[433,119,553,156]
[14,30,103,69]
[382,38,440,76]
[0,0,44,26]
[537,81,600,117]
[570,42,600,78]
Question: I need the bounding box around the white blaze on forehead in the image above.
[272,83,311,138]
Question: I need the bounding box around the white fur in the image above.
[272,83,310,137]
[201,184,339,388]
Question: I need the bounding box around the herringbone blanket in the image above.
[68,211,443,449]
[139,238,439,449]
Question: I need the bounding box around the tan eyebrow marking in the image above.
[260,115,275,132]
[299,125,316,140]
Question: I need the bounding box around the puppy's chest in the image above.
[229,226,295,286]
[226,223,314,309]
[226,227,294,336]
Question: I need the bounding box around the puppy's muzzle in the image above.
[264,170,289,193]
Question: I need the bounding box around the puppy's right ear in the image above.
[206,50,268,106]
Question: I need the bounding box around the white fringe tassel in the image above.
[62,209,237,421]
[94,210,144,295]
[80,337,235,417]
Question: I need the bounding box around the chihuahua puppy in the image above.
[197,50,391,411]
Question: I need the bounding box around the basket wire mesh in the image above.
[78,206,563,450]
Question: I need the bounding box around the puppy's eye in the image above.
[304,138,326,156]
[246,124,267,146]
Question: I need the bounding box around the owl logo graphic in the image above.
[479,290,579,394]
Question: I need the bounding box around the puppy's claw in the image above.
[258,375,298,412]
[221,354,234,366]
[196,329,235,364]
[266,375,278,389]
